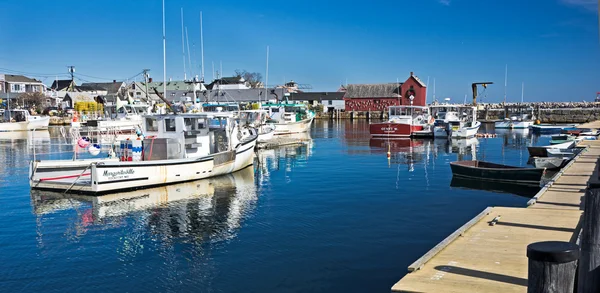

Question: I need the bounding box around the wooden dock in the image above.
[391,140,600,292]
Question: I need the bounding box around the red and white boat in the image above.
[369,106,433,139]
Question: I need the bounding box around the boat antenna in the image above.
[433,78,436,103]
[162,0,167,104]
[200,11,205,82]
[180,8,187,81]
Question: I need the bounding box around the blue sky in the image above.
[0,0,598,102]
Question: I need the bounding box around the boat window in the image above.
[184,118,195,130]
[271,108,279,113]
[197,118,206,129]
[165,118,176,132]
[145,118,158,131]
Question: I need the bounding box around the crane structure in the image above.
[471,82,493,105]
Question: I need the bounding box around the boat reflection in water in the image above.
[30,166,257,245]
[256,131,313,184]
[450,176,540,198]
[370,137,479,163]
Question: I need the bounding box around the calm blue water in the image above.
[0,121,551,292]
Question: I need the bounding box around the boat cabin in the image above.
[503,104,535,121]
[2,109,33,122]
[140,113,237,160]
[202,102,240,112]
[105,104,149,120]
[237,110,269,127]
[261,103,312,123]
[388,106,430,124]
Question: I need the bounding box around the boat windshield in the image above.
[389,107,428,116]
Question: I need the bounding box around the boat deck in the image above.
[391,140,600,292]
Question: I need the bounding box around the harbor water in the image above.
[1,120,552,292]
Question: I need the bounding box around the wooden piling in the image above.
[578,188,600,293]
[527,241,579,293]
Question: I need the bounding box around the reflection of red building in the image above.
[344,72,427,111]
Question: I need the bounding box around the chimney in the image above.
[149,77,153,83]
[410,72,414,76]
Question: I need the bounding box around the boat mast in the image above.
[185,27,192,78]
[200,11,205,82]
[265,45,269,102]
[433,78,436,103]
[162,0,167,102]
[180,8,187,81]
[503,64,507,104]
[521,82,524,103]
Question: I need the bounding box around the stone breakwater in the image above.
[316,108,600,123]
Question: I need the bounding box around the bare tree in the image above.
[19,92,46,109]
[234,69,263,88]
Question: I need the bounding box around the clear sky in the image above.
[0,0,598,102]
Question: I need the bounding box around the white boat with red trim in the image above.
[369,106,433,139]
[29,112,258,195]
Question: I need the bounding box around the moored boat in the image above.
[532,157,566,170]
[29,112,258,194]
[369,106,433,139]
[494,104,535,129]
[0,109,50,132]
[530,124,578,134]
[261,102,314,135]
[527,140,575,157]
[550,134,576,145]
[450,160,545,184]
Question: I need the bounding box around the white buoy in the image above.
[88,144,101,156]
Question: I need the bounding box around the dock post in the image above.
[578,188,600,293]
[527,241,579,293]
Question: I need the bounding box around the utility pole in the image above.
[67,66,75,92]
[142,69,151,103]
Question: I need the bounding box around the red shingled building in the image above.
[344,72,427,111]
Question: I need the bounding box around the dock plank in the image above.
[392,207,582,293]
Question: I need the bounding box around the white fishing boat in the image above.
[0,109,50,132]
[430,105,481,138]
[29,112,258,194]
[237,110,275,142]
[494,104,535,129]
[532,157,566,170]
[261,102,315,135]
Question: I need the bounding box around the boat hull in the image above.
[533,157,566,170]
[273,117,313,135]
[369,122,424,138]
[494,120,533,129]
[450,160,545,184]
[30,136,257,194]
[257,126,275,142]
[451,121,481,138]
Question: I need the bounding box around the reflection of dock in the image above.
[391,140,600,292]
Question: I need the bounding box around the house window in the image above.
[165,118,176,132]
[13,84,21,91]
[146,118,158,131]
[136,92,141,95]
[328,100,333,105]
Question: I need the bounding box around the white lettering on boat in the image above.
[381,127,398,132]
